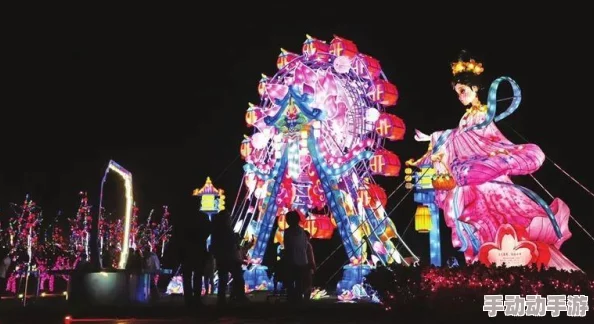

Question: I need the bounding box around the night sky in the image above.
[2,6,593,283]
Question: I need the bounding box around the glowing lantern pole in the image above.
[404,164,442,266]
[93,160,134,270]
[193,177,225,247]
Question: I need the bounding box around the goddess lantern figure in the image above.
[407,51,578,270]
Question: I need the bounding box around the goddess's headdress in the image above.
[451,50,484,76]
[451,58,484,76]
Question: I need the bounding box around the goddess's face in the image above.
[454,83,478,106]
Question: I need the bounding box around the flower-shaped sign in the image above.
[478,224,550,267]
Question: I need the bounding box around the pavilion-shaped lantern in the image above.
[192,177,225,216]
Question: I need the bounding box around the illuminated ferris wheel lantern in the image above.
[237,35,418,293]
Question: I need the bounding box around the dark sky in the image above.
[2,6,593,277]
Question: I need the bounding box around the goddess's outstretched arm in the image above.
[406,130,448,167]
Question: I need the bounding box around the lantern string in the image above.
[527,174,594,243]
[314,178,406,272]
[504,124,594,199]
[317,167,431,278]
[502,123,594,243]
[394,215,416,251]
[230,179,245,223]
[321,180,420,287]
[213,154,240,183]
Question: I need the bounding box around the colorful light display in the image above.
[406,52,578,270]
[233,35,418,292]
[367,264,594,314]
[4,195,44,295]
[137,206,172,257]
[70,191,92,259]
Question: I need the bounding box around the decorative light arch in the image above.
[97,160,134,269]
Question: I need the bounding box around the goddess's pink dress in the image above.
[419,106,578,270]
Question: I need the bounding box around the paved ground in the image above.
[0,293,392,324]
[3,293,590,323]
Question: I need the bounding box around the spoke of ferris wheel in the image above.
[504,123,594,199]
[528,174,594,243]
[323,123,348,157]
[322,136,337,158]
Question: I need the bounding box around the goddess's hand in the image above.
[430,152,444,162]
[414,129,431,142]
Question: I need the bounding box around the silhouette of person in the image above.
[126,248,142,273]
[203,251,215,295]
[178,211,211,308]
[210,212,248,306]
[283,210,308,303]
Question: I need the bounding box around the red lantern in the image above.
[276,176,295,208]
[369,149,401,176]
[356,54,382,80]
[329,35,358,59]
[277,48,299,70]
[368,80,398,107]
[302,34,330,62]
[240,138,252,160]
[301,216,318,238]
[245,103,263,127]
[358,181,387,208]
[258,74,268,97]
[375,113,405,141]
[301,214,335,239]
[367,183,388,207]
